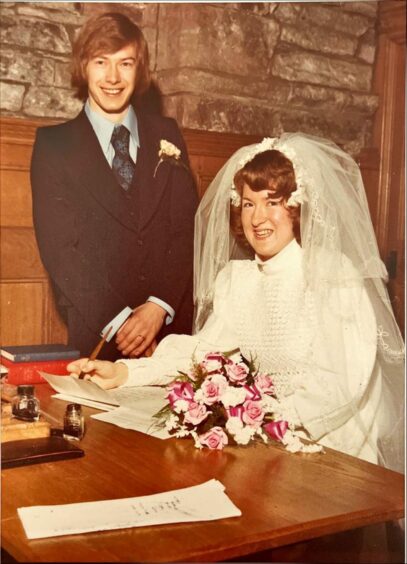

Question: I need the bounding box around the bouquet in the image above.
[154,350,322,453]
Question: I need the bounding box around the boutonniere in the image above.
[153,139,190,178]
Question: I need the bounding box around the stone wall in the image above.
[0,1,379,153]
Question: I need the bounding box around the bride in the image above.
[68,133,405,471]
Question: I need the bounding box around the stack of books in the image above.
[0,345,80,385]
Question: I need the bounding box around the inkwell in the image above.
[11,385,40,422]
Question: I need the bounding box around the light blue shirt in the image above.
[85,101,175,327]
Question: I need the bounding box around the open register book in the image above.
[42,373,170,439]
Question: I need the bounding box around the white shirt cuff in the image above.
[147,296,175,325]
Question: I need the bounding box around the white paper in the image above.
[91,406,170,439]
[41,373,120,406]
[51,393,117,411]
[18,479,241,539]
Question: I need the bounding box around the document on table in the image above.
[18,479,241,539]
[91,406,170,439]
[41,373,168,411]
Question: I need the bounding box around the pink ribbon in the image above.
[264,420,289,442]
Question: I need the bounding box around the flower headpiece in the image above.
[230,137,308,208]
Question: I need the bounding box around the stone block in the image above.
[1,15,72,54]
[156,68,272,101]
[23,86,82,118]
[275,80,378,115]
[302,4,372,37]
[341,1,378,18]
[163,93,281,135]
[272,50,372,92]
[229,3,279,17]
[157,4,280,76]
[82,2,158,28]
[1,48,55,85]
[274,3,303,24]
[357,28,376,64]
[280,23,357,56]
[16,3,84,25]
[54,60,71,88]
[0,81,25,111]
[275,3,371,37]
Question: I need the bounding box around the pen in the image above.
[78,326,113,380]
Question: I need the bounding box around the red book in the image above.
[0,357,71,385]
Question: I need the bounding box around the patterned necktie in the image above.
[111,125,135,191]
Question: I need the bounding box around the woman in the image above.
[68,133,405,471]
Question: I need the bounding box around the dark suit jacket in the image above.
[31,109,198,359]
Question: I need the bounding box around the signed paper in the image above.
[41,373,168,411]
[18,479,241,539]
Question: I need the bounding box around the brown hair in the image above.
[71,11,151,102]
[230,149,301,249]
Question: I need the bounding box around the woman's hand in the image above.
[67,358,129,390]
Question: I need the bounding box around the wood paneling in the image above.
[371,0,406,333]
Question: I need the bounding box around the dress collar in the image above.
[255,239,302,275]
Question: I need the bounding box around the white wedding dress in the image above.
[119,240,381,463]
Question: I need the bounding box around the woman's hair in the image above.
[71,11,151,102]
[230,149,301,248]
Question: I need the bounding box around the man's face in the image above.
[86,43,138,123]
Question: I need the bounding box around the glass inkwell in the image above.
[11,385,40,422]
[63,403,85,441]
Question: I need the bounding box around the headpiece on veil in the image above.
[193,132,405,471]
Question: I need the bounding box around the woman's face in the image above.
[241,184,295,260]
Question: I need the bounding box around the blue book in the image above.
[0,344,80,363]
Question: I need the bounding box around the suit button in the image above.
[130,211,135,217]
[138,274,146,281]
[137,239,143,246]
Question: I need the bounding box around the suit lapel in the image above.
[134,112,171,230]
[70,110,140,232]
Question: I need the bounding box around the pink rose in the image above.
[242,400,265,427]
[198,426,229,450]
[225,362,249,385]
[255,373,274,394]
[244,384,262,401]
[264,420,289,442]
[183,402,209,425]
[167,381,194,410]
[201,374,228,405]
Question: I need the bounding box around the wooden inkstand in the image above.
[1,382,51,443]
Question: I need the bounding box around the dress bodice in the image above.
[218,240,316,398]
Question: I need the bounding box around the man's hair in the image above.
[230,149,301,248]
[71,11,151,102]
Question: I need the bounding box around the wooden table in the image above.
[1,385,404,563]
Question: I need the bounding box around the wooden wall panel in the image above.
[0,170,33,227]
[0,281,45,344]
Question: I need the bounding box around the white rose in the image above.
[220,386,246,408]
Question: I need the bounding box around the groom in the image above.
[31,11,198,360]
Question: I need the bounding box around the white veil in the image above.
[194,133,405,471]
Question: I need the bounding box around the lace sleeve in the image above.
[281,280,378,442]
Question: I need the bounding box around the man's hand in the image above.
[67,358,129,390]
[116,302,165,358]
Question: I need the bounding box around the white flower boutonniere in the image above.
[153,139,190,178]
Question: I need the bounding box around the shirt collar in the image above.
[84,101,140,156]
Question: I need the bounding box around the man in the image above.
[31,12,198,360]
